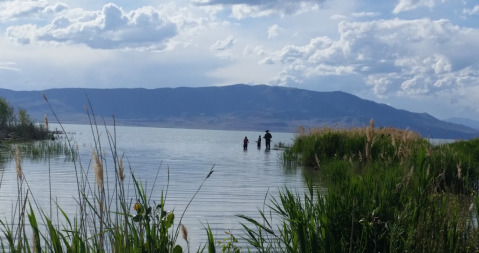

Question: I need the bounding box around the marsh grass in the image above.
[236,120,479,252]
[240,160,479,252]
[272,141,289,151]
[3,140,76,161]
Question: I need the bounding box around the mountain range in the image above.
[1,84,478,139]
[444,117,479,131]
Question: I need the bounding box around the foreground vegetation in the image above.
[2,93,479,252]
[237,120,479,252]
[1,96,218,253]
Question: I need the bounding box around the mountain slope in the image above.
[444,117,479,131]
[1,84,477,139]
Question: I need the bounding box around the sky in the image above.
[1,0,479,120]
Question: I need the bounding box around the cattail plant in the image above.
[91,148,105,248]
[15,147,22,180]
[44,114,49,129]
[14,146,25,252]
[182,224,189,252]
[118,157,125,182]
[92,149,104,188]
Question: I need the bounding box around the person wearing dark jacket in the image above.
[243,136,249,150]
[257,135,261,148]
[264,130,272,150]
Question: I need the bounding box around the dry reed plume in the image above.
[457,163,462,179]
[119,157,125,182]
[44,115,48,129]
[15,147,22,180]
[181,224,188,242]
[91,149,104,188]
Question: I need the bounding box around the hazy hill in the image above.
[1,84,478,139]
[444,117,479,131]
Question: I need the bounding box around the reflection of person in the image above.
[263,130,272,150]
[243,136,249,150]
[257,135,261,148]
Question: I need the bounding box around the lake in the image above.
[0,124,319,250]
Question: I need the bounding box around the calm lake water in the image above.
[0,124,320,250]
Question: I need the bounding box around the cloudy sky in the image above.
[1,0,479,120]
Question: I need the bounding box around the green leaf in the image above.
[173,245,183,253]
[133,214,142,222]
[164,212,175,229]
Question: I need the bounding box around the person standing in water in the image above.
[264,130,272,150]
[243,136,249,150]
[257,135,262,148]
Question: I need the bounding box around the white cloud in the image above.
[0,61,20,71]
[260,19,479,97]
[393,0,447,14]
[43,2,68,13]
[210,35,236,50]
[243,44,265,55]
[330,14,347,20]
[192,0,325,18]
[351,12,380,17]
[463,5,479,15]
[5,3,183,50]
[267,24,281,39]
[0,0,68,21]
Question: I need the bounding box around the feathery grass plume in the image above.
[366,127,372,143]
[44,115,48,129]
[371,135,377,147]
[457,163,462,179]
[426,146,433,157]
[405,166,414,186]
[315,154,320,168]
[365,142,370,161]
[369,118,375,129]
[15,147,23,180]
[83,105,88,112]
[119,157,125,182]
[91,149,104,187]
[181,224,188,243]
[296,126,306,136]
[42,93,48,102]
[402,127,409,145]
[469,202,474,212]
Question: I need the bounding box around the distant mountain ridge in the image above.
[444,117,479,131]
[1,84,478,139]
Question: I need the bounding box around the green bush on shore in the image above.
[0,97,52,141]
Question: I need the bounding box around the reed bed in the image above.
[2,140,76,161]
[236,119,479,252]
